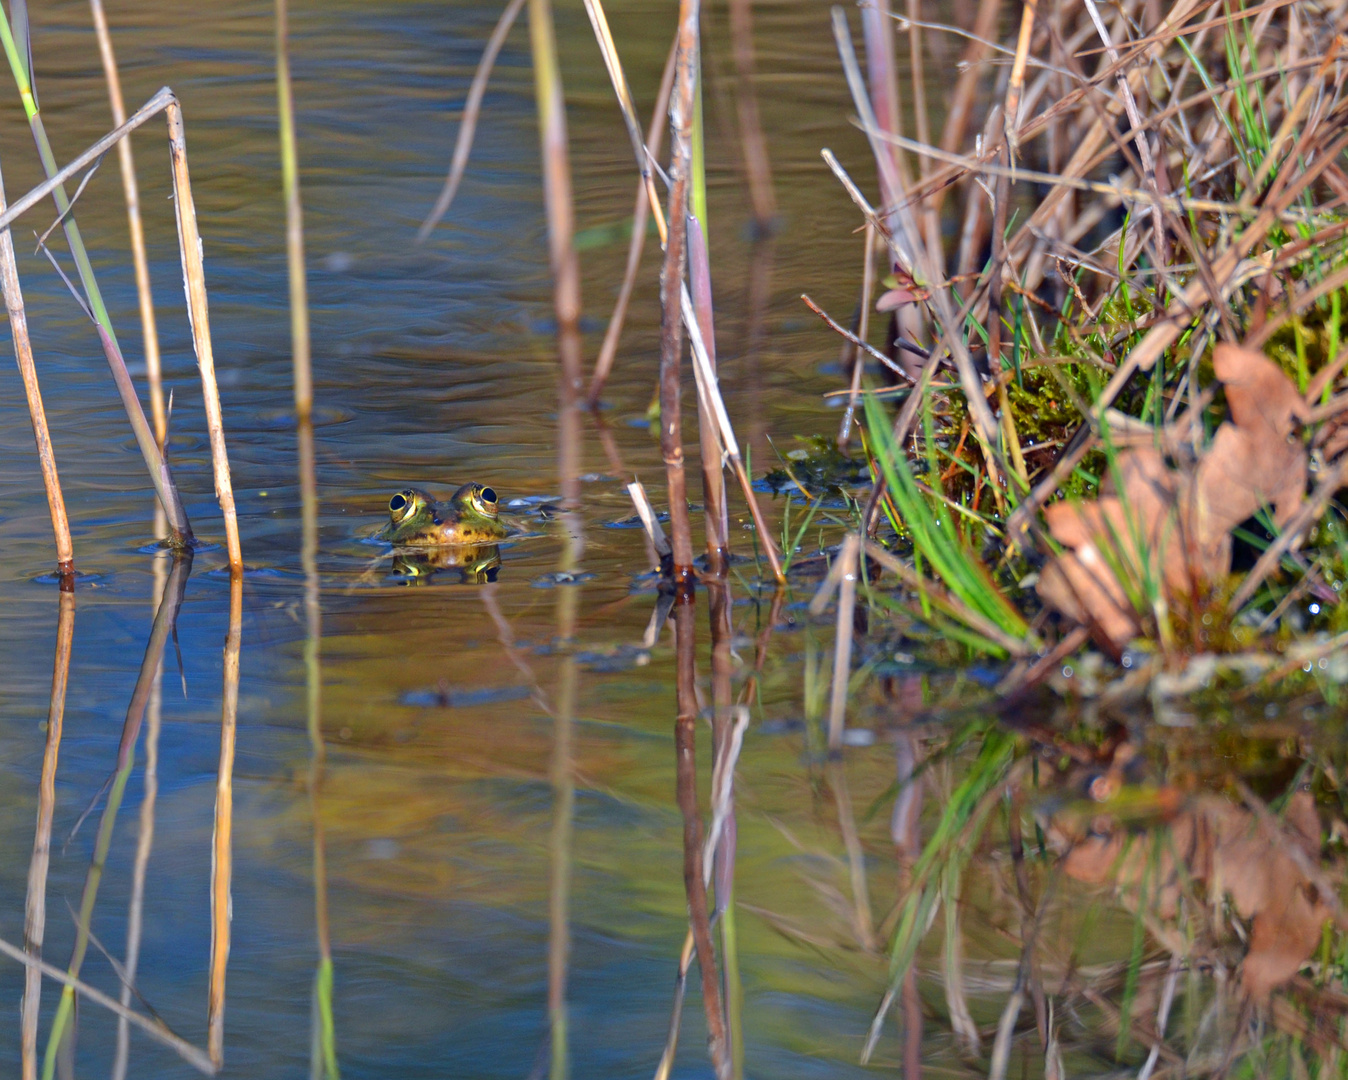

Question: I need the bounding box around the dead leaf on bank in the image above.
[1038,344,1320,652]
[1058,790,1329,1000]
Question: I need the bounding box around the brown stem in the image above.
[0,154,73,575]
[688,216,728,570]
[165,99,242,570]
[587,34,677,405]
[90,0,165,447]
[660,2,700,578]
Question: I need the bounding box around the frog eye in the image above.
[389,493,407,513]
[474,486,499,516]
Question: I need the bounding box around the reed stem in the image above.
[89,0,165,448]
[0,16,193,543]
[0,153,73,575]
[528,0,585,505]
[164,99,243,571]
[277,0,312,420]
[659,0,700,580]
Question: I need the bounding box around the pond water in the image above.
[1,1,1345,1078]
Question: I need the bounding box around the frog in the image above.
[376,483,509,546]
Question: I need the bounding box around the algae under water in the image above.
[0,1,1345,1078]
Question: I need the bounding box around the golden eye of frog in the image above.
[376,484,509,546]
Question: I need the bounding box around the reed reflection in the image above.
[208,570,243,1066]
[42,552,191,1077]
[112,529,167,1080]
[21,586,74,1080]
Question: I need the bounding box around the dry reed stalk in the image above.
[726,0,775,231]
[21,588,73,1080]
[673,597,731,1079]
[681,283,785,581]
[417,0,528,243]
[627,478,673,562]
[527,0,585,507]
[0,157,72,576]
[0,20,194,544]
[165,100,242,571]
[838,223,877,449]
[208,570,242,1066]
[587,35,677,405]
[832,10,1007,478]
[580,0,665,239]
[89,0,165,447]
[688,215,728,569]
[658,0,699,581]
[0,933,215,1075]
[826,533,860,751]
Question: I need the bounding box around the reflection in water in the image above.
[112,532,166,1080]
[42,553,191,1077]
[21,588,74,1080]
[207,570,243,1066]
[391,543,501,584]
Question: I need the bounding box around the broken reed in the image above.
[0,77,244,572]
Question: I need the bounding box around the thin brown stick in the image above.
[660,4,700,581]
[89,0,164,448]
[587,34,677,406]
[0,154,72,575]
[165,100,242,571]
[208,571,242,1066]
[689,215,729,569]
[683,284,785,581]
[839,223,878,449]
[416,0,528,243]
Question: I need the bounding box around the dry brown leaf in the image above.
[1038,344,1310,648]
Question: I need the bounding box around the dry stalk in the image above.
[89,0,165,447]
[0,156,72,575]
[165,100,243,571]
[588,34,677,405]
[826,533,861,751]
